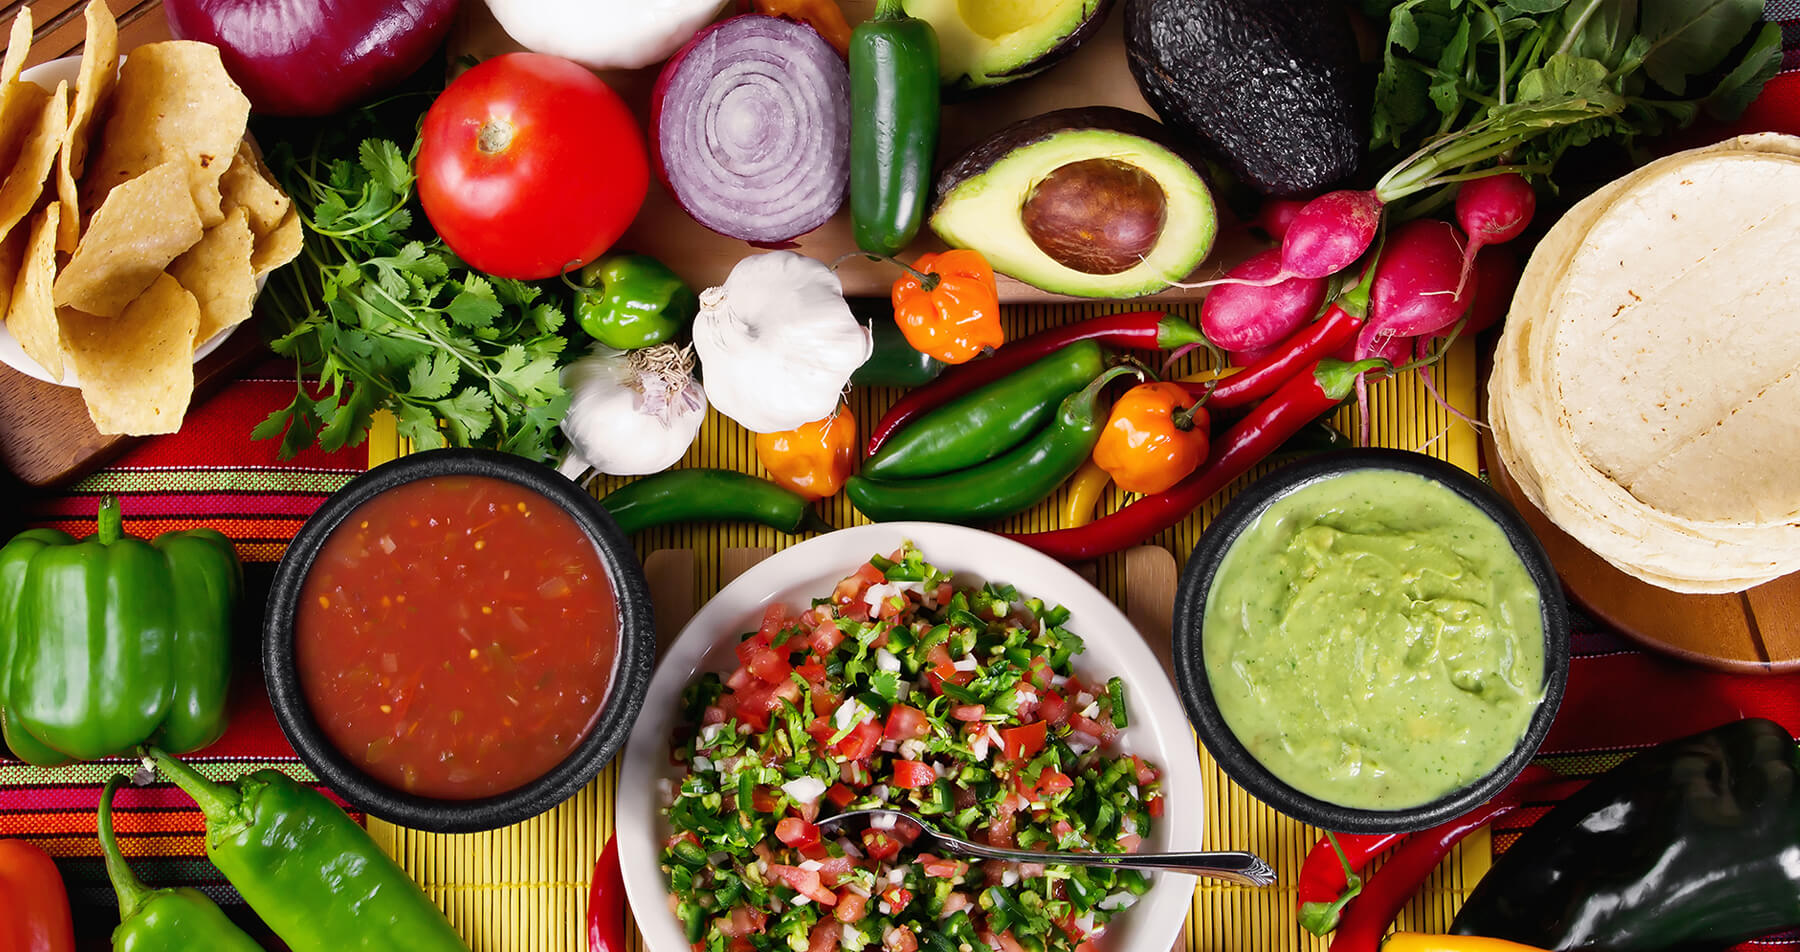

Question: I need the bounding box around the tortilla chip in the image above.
[60,273,198,435]
[6,203,61,379]
[54,161,204,317]
[219,141,290,238]
[56,0,119,252]
[0,80,65,246]
[1,8,31,90]
[252,206,302,276]
[81,41,248,228]
[0,80,50,192]
[170,207,255,345]
[0,225,27,332]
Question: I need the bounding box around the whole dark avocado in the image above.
[1124,0,1364,198]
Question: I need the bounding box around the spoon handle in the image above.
[935,841,1277,887]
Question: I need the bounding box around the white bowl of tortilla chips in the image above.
[1489,132,1800,594]
[0,1,301,435]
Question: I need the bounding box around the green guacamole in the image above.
[1202,469,1545,810]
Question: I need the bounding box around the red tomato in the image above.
[886,926,919,952]
[417,53,647,280]
[720,906,767,938]
[772,865,838,906]
[835,721,883,761]
[891,760,935,789]
[807,920,842,952]
[825,783,856,808]
[746,645,792,684]
[951,704,986,723]
[1070,713,1119,745]
[1038,691,1071,727]
[775,817,820,850]
[863,830,902,861]
[884,704,931,741]
[835,892,869,923]
[999,723,1047,762]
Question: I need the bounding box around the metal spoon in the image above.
[814,808,1276,887]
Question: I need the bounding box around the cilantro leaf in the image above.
[445,275,502,328]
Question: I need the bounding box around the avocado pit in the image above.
[1021,158,1168,276]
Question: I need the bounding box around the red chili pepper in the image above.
[0,839,76,952]
[1186,303,1365,410]
[1297,832,1405,924]
[1005,357,1384,562]
[588,836,626,952]
[866,311,1201,455]
[1329,802,1520,952]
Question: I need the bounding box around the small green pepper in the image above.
[851,299,945,389]
[849,0,940,256]
[575,254,699,350]
[600,469,832,535]
[99,775,264,952]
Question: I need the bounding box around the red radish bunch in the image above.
[1453,173,1535,295]
[1200,249,1330,353]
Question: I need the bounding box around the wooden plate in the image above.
[1482,416,1800,675]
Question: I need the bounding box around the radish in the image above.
[1200,249,1330,352]
[1175,189,1383,290]
[1367,218,1471,339]
[1230,344,1276,367]
[1452,173,1535,295]
[1256,198,1308,241]
[1462,246,1520,336]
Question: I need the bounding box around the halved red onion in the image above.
[651,16,851,244]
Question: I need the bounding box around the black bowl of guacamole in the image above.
[1172,449,1568,833]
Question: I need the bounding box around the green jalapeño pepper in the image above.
[849,0,940,256]
[601,469,831,536]
[99,775,263,952]
[847,365,1136,524]
[151,749,469,952]
[575,253,699,350]
[1452,717,1800,952]
[0,496,240,766]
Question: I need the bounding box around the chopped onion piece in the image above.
[781,776,826,804]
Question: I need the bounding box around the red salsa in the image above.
[296,475,618,800]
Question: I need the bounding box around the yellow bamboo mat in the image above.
[365,301,1483,951]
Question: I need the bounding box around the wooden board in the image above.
[0,1,268,488]
[450,1,1265,302]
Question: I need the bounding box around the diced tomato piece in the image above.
[812,689,842,719]
[719,905,767,938]
[726,666,753,692]
[857,561,887,585]
[750,786,780,813]
[809,621,844,655]
[702,705,728,725]
[875,594,906,620]
[863,829,901,861]
[834,721,883,762]
[923,644,959,692]
[997,931,1028,952]
[951,704,986,722]
[885,925,918,952]
[794,661,827,683]
[835,891,869,923]
[775,817,821,850]
[998,722,1047,762]
[816,855,857,887]
[806,919,842,952]
[933,582,954,604]
[798,841,829,862]
[987,810,1016,849]
[1026,655,1056,690]
[825,783,856,808]
[871,627,891,649]
[891,759,935,789]
[1037,691,1071,727]
[1056,912,1087,942]
[881,885,914,913]
[665,831,700,851]
[771,865,837,905]
[758,604,796,642]
[1051,819,1074,838]
[1147,792,1165,818]
[1071,712,1119,745]
[1073,943,1100,952]
[806,717,836,746]
[1035,770,1074,797]
[1132,755,1159,786]
[884,704,931,741]
[747,645,793,684]
[920,855,968,879]
[839,760,872,786]
[1119,832,1143,853]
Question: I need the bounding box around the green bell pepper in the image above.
[575,253,699,350]
[1451,717,1800,951]
[99,775,264,952]
[0,496,240,766]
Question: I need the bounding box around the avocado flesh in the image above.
[931,125,1216,298]
[902,0,1111,89]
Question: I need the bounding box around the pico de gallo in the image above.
[663,545,1163,952]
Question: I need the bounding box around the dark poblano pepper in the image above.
[150,749,468,952]
[574,253,699,350]
[851,298,945,388]
[99,775,263,952]
[849,0,940,256]
[1451,717,1800,951]
[0,496,239,766]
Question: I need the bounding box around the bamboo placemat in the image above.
[364,300,1483,951]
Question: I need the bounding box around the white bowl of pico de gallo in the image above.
[617,523,1205,952]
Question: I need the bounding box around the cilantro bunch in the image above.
[1362,0,1781,203]
[256,120,572,462]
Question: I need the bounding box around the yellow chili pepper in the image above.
[890,249,1005,365]
[755,402,858,501]
[1383,934,1554,952]
[1092,381,1211,495]
[1061,460,1112,529]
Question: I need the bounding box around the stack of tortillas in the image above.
[1490,132,1800,594]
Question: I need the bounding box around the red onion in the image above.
[164,0,459,117]
[651,16,850,244]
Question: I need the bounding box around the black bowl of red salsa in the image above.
[265,449,653,833]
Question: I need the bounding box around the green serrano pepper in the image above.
[847,366,1135,524]
[863,341,1105,480]
[601,469,830,535]
[150,749,468,952]
[849,0,940,256]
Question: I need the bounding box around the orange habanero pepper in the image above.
[1092,381,1211,494]
[756,402,858,501]
[0,839,76,952]
[753,0,853,55]
[890,250,1004,365]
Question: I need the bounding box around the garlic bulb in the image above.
[692,252,872,433]
[558,343,707,478]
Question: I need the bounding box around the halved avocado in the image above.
[900,0,1114,91]
[930,107,1216,299]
